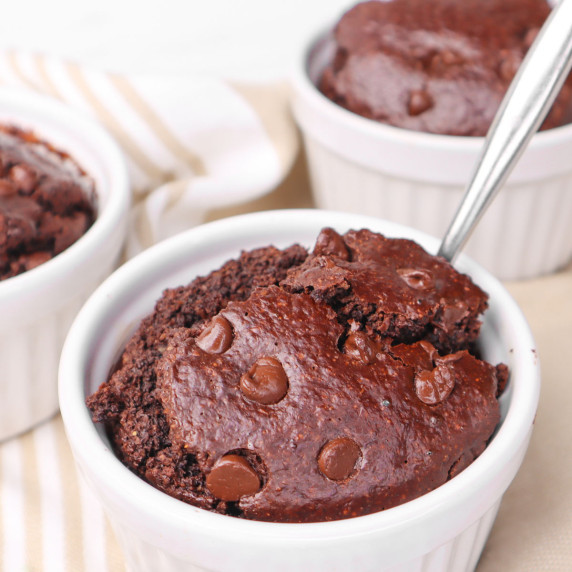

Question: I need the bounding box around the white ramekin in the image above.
[0,87,130,441]
[59,209,540,572]
[291,30,572,281]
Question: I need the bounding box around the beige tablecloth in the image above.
[479,266,572,571]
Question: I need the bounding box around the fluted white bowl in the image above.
[59,209,539,571]
[0,87,129,441]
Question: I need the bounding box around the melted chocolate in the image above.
[0,125,96,280]
[320,0,572,135]
[87,228,506,523]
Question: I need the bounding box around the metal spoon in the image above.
[438,0,572,263]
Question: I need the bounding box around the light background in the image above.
[0,0,355,81]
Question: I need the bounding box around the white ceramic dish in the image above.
[291,29,572,280]
[0,87,130,441]
[59,209,539,572]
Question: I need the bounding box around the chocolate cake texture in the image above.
[0,125,96,280]
[87,228,507,523]
[319,0,572,135]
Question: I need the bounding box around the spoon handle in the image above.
[438,0,572,263]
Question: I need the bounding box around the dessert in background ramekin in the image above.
[0,124,97,280]
[59,210,540,572]
[0,87,129,441]
[85,221,507,523]
[291,0,572,280]
[317,0,570,137]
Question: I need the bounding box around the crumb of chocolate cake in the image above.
[282,228,488,354]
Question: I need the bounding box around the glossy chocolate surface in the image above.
[320,0,572,135]
[0,126,96,280]
[88,229,505,523]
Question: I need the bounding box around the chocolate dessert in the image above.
[87,228,507,523]
[0,125,96,280]
[319,0,572,135]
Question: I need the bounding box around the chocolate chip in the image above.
[397,268,434,290]
[9,164,37,194]
[318,437,361,481]
[418,340,437,363]
[430,50,463,73]
[0,179,17,197]
[52,211,90,252]
[196,315,233,354]
[206,454,261,501]
[524,27,539,49]
[333,47,349,72]
[240,356,288,405]
[499,50,522,82]
[441,301,469,328]
[448,450,479,480]
[429,53,444,72]
[414,362,456,405]
[22,251,51,271]
[313,228,350,260]
[407,90,434,116]
[435,351,465,366]
[0,194,42,222]
[343,331,379,364]
[440,50,463,66]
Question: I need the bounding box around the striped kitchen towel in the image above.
[0,50,299,256]
[0,50,300,572]
[1,417,125,572]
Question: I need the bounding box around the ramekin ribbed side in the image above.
[304,136,572,280]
